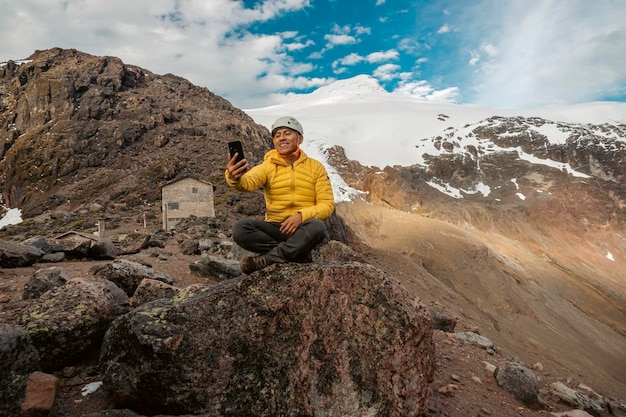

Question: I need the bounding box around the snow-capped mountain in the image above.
[246,75,626,202]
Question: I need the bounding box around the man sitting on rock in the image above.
[225,116,335,274]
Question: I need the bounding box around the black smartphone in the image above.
[228,140,245,163]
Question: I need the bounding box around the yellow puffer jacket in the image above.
[225,149,335,222]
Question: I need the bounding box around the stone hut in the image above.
[161,177,215,230]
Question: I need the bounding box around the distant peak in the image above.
[311,75,389,98]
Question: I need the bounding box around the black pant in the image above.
[232,218,326,263]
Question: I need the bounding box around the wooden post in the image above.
[97,220,106,238]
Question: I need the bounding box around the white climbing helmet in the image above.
[271,116,304,136]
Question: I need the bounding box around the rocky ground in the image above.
[0,235,616,417]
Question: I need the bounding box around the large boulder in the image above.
[22,266,71,300]
[100,262,435,417]
[117,233,151,255]
[91,259,174,296]
[22,236,53,254]
[89,238,118,260]
[18,278,130,371]
[0,239,44,267]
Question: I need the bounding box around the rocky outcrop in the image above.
[100,262,435,416]
[0,48,269,219]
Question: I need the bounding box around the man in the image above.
[225,116,335,274]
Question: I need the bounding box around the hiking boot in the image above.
[240,254,271,274]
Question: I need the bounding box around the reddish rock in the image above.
[21,371,59,417]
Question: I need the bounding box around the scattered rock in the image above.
[494,361,539,406]
[430,307,458,332]
[129,278,180,308]
[178,239,199,255]
[22,236,53,254]
[39,252,66,263]
[89,239,118,260]
[483,361,497,375]
[540,381,607,416]
[453,331,494,350]
[116,233,152,255]
[313,239,364,262]
[91,259,174,296]
[188,255,242,281]
[550,410,594,417]
[608,401,626,417]
[20,371,60,417]
[53,231,99,259]
[0,239,44,268]
[438,384,459,397]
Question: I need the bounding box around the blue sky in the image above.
[0,0,625,109]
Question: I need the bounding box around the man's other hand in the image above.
[280,212,303,235]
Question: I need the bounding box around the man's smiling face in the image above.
[272,127,302,156]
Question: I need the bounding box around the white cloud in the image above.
[367,50,399,62]
[335,53,363,67]
[334,50,399,68]
[394,80,459,102]
[324,24,370,49]
[462,0,626,108]
[397,38,427,54]
[468,50,480,66]
[481,43,497,58]
[437,24,450,34]
[324,34,357,47]
[353,25,372,36]
[0,0,315,109]
[468,43,497,66]
[373,64,401,81]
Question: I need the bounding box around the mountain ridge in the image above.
[0,47,270,219]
